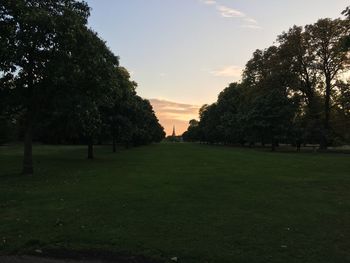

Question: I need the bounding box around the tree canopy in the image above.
[183,10,350,151]
[0,0,165,174]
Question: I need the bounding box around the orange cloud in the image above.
[150,99,200,136]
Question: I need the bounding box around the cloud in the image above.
[240,24,262,29]
[217,5,245,18]
[210,65,243,79]
[199,1,261,29]
[244,17,258,24]
[201,0,217,5]
[149,99,200,136]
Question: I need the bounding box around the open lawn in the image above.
[0,143,350,263]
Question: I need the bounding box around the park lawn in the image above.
[0,143,350,263]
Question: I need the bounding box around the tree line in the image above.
[0,0,165,175]
[183,8,350,151]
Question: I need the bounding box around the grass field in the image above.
[0,143,350,263]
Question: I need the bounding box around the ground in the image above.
[0,256,104,263]
[0,143,350,263]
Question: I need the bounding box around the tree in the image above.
[332,80,350,143]
[101,67,136,152]
[70,28,119,159]
[0,0,90,174]
[242,46,298,150]
[184,8,350,150]
[197,104,221,144]
[215,83,246,144]
[342,7,350,49]
[187,46,299,149]
[278,26,318,108]
[245,88,297,151]
[129,97,165,146]
[182,119,200,142]
[277,26,324,145]
[305,18,349,148]
[100,67,165,150]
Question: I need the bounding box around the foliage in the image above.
[184,11,350,150]
[0,0,165,173]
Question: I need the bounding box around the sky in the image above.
[85,0,348,135]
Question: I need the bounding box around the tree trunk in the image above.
[22,59,35,175]
[321,76,331,150]
[22,118,34,175]
[271,136,276,152]
[112,136,117,153]
[88,137,94,159]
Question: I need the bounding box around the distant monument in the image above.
[165,125,182,142]
[172,125,176,138]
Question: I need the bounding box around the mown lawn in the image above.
[0,143,350,263]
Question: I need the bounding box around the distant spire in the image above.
[172,125,176,137]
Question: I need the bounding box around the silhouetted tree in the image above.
[0,0,90,174]
[306,18,349,148]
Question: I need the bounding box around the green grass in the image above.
[0,143,350,263]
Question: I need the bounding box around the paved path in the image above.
[0,256,108,263]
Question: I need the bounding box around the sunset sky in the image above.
[85,0,348,135]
